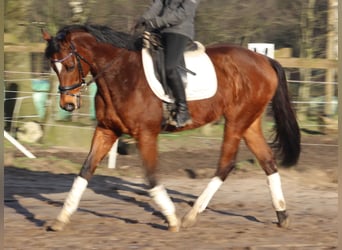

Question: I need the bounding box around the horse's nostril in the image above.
[63,103,75,112]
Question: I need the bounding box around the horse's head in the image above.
[42,27,92,112]
[43,24,141,112]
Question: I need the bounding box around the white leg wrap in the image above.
[267,172,286,211]
[57,176,88,223]
[149,185,178,226]
[194,177,223,213]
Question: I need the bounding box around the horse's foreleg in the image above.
[182,129,241,228]
[243,121,289,228]
[181,176,224,228]
[149,185,179,232]
[138,133,179,232]
[48,127,116,231]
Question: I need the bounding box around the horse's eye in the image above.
[66,65,76,72]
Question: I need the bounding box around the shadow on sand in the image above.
[5,165,262,231]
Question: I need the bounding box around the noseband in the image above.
[51,43,92,109]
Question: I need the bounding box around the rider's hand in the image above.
[133,17,146,32]
[144,19,159,32]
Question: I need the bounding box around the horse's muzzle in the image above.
[62,103,76,112]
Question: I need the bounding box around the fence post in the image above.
[4,131,36,159]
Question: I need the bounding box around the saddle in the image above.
[142,32,199,98]
[141,31,217,103]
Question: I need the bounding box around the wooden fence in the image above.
[5,43,338,69]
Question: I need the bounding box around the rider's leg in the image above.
[163,32,192,128]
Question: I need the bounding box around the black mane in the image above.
[45,24,142,58]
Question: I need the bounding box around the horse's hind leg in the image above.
[137,132,180,232]
[48,127,117,231]
[182,124,241,228]
[243,119,289,228]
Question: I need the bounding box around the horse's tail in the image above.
[269,58,301,167]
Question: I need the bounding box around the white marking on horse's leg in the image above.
[56,176,88,223]
[194,176,223,213]
[149,185,178,228]
[182,177,223,227]
[55,62,63,74]
[267,172,286,211]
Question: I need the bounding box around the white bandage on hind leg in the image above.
[57,176,88,223]
[195,177,223,213]
[149,185,178,226]
[267,172,286,211]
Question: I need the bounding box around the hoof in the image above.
[181,210,198,228]
[168,224,180,232]
[167,216,180,232]
[278,217,290,229]
[46,219,67,232]
[276,210,290,229]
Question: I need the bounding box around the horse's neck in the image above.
[91,50,127,97]
[89,47,122,82]
[92,46,129,72]
[91,47,140,99]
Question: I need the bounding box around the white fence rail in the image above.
[4,80,338,128]
[4,73,338,164]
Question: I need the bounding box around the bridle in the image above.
[51,39,128,110]
[51,42,92,108]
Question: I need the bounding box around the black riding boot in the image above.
[167,72,192,128]
[170,101,192,128]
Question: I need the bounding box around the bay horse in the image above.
[42,24,300,232]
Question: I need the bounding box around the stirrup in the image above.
[168,118,192,128]
[168,113,193,128]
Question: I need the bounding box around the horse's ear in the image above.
[41,29,52,41]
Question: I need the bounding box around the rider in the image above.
[135,0,200,128]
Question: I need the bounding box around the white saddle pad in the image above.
[142,42,217,103]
